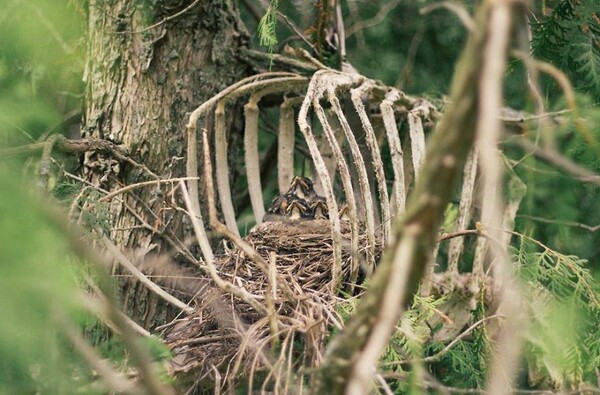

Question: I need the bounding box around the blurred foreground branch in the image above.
[315,0,521,393]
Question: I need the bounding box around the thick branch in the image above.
[314,98,361,285]
[244,95,265,224]
[277,98,296,193]
[316,1,508,393]
[329,92,377,272]
[351,84,392,243]
[380,89,407,216]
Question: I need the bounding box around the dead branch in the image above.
[179,179,269,315]
[201,129,297,302]
[277,97,296,193]
[102,237,195,314]
[507,136,600,187]
[297,71,349,290]
[383,314,506,366]
[439,229,480,242]
[186,73,301,240]
[315,0,513,392]
[276,11,316,52]
[447,148,478,276]
[351,83,392,243]
[1,134,159,179]
[40,203,171,395]
[476,1,526,393]
[244,95,266,224]
[420,2,476,31]
[214,101,240,236]
[517,215,600,233]
[328,91,376,274]
[345,0,403,38]
[99,177,198,202]
[407,106,428,182]
[80,283,151,338]
[313,97,361,285]
[380,89,407,216]
[243,49,321,72]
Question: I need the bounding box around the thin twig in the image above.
[500,109,571,122]
[243,49,320,71]
[267,252,280,350]
[99,177,198,202]
[200,129,296,301]
[276,11,316,51]
[63,318,140,395]
[121,0,201,34]
[179,180,269,315]
[507,136,600,187]
[517,214,600,233]
[102,236,195,314]
[420,2,476,31]
[40,204,170,395]
[514,50,592,148]
[383,314,506,366]
[345,0,403,38]
[439,229,479,242]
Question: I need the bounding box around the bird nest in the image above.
[159,219,382,391]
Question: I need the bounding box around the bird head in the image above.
[267,192,296,215]
[289,176,315,200]
[286,198,310,220]
[338,203,350,221]
[309,197,329,220]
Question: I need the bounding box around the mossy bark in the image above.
[81,0,252,329]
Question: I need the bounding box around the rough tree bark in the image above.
[81,0,253,329]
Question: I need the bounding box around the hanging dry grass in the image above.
[159,219,382,391]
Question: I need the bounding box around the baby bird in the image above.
[338,203,350,221]
[263,192,312,222]
[308,196,329,220]
[285,198,311,220]
[263,192,296,222]
[288,176,317,201]
[289,176,332,220]
[263,176,331,222]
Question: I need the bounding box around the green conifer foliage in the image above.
[532,0,600,100]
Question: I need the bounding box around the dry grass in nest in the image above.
[159,219,382,392]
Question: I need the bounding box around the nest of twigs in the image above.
[160,219,382,392]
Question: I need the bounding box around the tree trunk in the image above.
[81,0,252,329]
